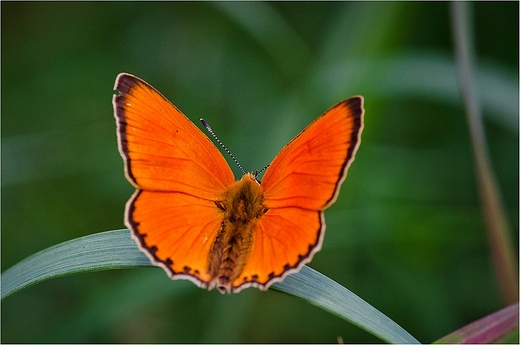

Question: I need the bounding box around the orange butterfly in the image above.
[113,73,364,293]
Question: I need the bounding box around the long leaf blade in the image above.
[274,265,420,344]
[1,229,150,300]
[1,229,419,344]
[435,303,519,344]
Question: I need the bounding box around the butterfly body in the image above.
[210,173,266,293]
[113,73,364,293]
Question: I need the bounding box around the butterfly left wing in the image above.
[113,73,235,199]
[128,189,223,288]
[113,73,236,287]
[231,97,364,292]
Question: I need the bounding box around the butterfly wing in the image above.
[128,190,223,287]
[113,73,235,287]
[232,97,364,291]
[114,73,234,197]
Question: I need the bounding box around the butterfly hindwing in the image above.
[129,189,223,288]
[232,206,322,291]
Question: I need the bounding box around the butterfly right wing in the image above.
[231,97,364,292]
[262,97,364,210]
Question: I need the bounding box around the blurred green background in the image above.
[1,2,518,343]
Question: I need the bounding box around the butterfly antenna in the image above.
[255,164,270,177]
[201,118,246,175]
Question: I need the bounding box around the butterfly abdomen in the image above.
[208,173,267,293]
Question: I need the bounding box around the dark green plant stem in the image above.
[450,1,518,305]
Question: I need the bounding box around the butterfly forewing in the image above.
[262,98,364,210]
[113,73,235,199]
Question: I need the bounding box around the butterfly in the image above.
[113,73,364,293]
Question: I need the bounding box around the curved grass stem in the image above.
[450,1,518,305]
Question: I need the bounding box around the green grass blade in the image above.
[273,266,420,344]
[1,229,150,300]
[1,229,419,343]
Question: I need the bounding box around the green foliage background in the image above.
[1,2,518,343]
